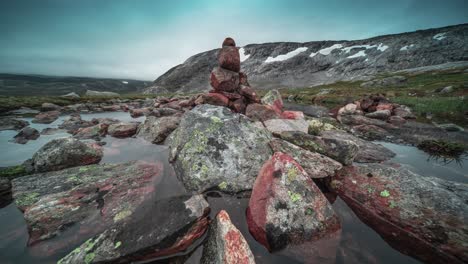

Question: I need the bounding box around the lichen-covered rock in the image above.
[320,130,395,163]
[338,103,358,116]
[247,152,341,255]
[30,137,103,173]
[0,117,29,131]
[58,194,209,264]
[261,90,283,114]
[210,67,240,92]
[308,118,338,135]
[269,138,342,178]
[74,124,108,140]
[32,110,60,124]
[168,104,273,193]
[328,163,468,264]
[245,103,280,122]
[107,122,139,138]
[201,210,255,264]
[277,131,359,165]
[338,114,395,130]
[11,161,163,250]
[352,124,389,140]
[263,119,309,135]
[13,127,40,144]
[137,116,181,144]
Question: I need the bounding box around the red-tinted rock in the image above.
[247,152,341,254]
[130,108,151,118]
[210,67,240,92]
[218,46,240,72]
[201,210,255,264]
[376,103,393,111]
[239,72,249,86]
[328,163,468,264]
[359,98,374,111]
[229,97,246,113]
[261,90,283,114]
[222,37,236,47]
[281,110,304,120]
[107,122,139,138]
[196,93,229,107]
[245,103,280,121]
[216,91,242,100]
[352,124,389,140]
[58,194,209,263]
[74,123,108,140]
[240,85,260,103]
[32,110,60,124]
[387,115,406,125]
[59,114,96,133]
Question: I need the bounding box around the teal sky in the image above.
[0,0,466,80]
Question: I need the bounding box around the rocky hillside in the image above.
[0,74,149,96]
[144,23,468,94]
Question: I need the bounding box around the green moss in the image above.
[210,116,222,124]
[79,167,89,172]
[84,238,98,252]
[114,241,122,249]
[380,190,390,198]
[389,200,397,209]
[15,192,40,207]
[305,208,314,215]
[0,165,27,179]
[84,253,95,264]
[288,191,302,203]
[113,210,132,222]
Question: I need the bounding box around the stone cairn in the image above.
[195,37,260,113]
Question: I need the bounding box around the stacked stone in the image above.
[202,37,260,113]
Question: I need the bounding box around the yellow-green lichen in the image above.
[210,116,222,124]
[218,181,228,190]
[84,253,95,264]
[113,210,132,222]
[380,190,390,198]
[288,191,302,203]
[287,166,299,183]
[114,241,122,249]
[16,192,40,207]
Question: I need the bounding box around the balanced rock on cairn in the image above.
[196,37,260,113]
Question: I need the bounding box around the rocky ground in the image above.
[0,38,467,264]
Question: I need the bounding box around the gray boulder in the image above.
[0,117,29,131]
[107,122,139,138]
[30,137,103,173]
[32,110,60,124]
[13,127,40,144]
[41,102,61,111]
[168,104,273,193]
[137,116,181,144]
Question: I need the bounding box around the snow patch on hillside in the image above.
[400,44,415,51]
[310,44,343,57]
[433,33,447,41]
[239,48,250,62]
[265,47,308,63]
[122,81,128,84]
[347,50,367,58]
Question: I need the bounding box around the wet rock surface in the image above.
[0,117,29,131]
[32,110,60,124]
[58,194,209,264]
[30,137,103,173]
[73,123,108,140]
[328,163,468,264]
[201,210,255,264]
[13,127,40,144]
[107,122,139,138]
[11,161,164,248]
[168,104,273,193]
[247,152,341,261]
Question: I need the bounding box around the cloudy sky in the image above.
[0,0,466,80]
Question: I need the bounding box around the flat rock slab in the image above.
[320,130,395,163]
[59,194,209,264]
[247,152,341,258]
[168,104,273,193]
[12,161,163,252]
[263,119,309,135]
[269,138,342,178]
[201,210,255,264]
[32,110,60,124]
[329,163,468,264]
[107,122,139,138]
[137,116,181,144]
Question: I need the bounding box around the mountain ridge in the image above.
[144,23,468,94]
